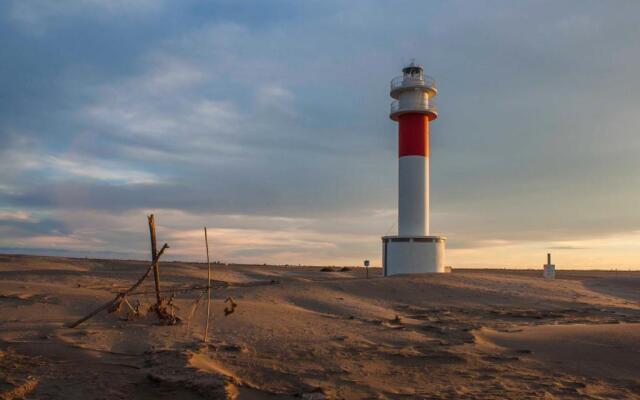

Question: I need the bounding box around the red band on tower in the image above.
[398,113,429,157]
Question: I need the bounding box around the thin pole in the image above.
[203,227,211,342]
[148,214,162,306]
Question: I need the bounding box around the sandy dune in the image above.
[1,254,639,399]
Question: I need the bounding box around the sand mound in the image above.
[478,323,640,381]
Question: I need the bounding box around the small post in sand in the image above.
[203,226,212,343]
[543,253,555,279]
[364,259,370,279]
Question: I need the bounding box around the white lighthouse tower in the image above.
[382,61,446,275]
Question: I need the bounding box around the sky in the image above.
[1,0,640,269]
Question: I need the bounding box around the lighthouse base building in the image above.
[382,61,446,276]
[382,236,445,275]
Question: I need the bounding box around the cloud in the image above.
[44,156,157,183]
[2,1,640,267]
[256,84,296,117]
[8,0,165,34]
[0,134,157,185]
[0,212,71,238]
[0,210,30,221]
[547,246,590,251]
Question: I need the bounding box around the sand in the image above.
[0,254,639,399]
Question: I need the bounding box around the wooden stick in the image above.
[148,214,162,306]
[123,298,136,314]
[203,226,212,343]
[186,290,207,332]
[67,243,168,328]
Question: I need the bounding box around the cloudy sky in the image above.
[1,1,640,268]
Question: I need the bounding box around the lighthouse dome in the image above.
[402,60,424,78]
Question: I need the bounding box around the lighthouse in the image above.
[382,61,446,275]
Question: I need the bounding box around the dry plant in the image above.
[224,297,237,316]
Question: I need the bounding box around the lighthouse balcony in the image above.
[390,99,438,121]
[390,75,436,98]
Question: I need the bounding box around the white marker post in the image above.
[543,253,555,280]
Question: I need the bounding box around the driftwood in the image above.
[204,226,212,342]
[224,297,237,316]
[67,244,168,328]
[148,214,162,306]
[67,215,239,332]
[0,376,38,400]
[145,214,182,325]
[149,300,181,325]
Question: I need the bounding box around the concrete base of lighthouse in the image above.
[382,235,446,276]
